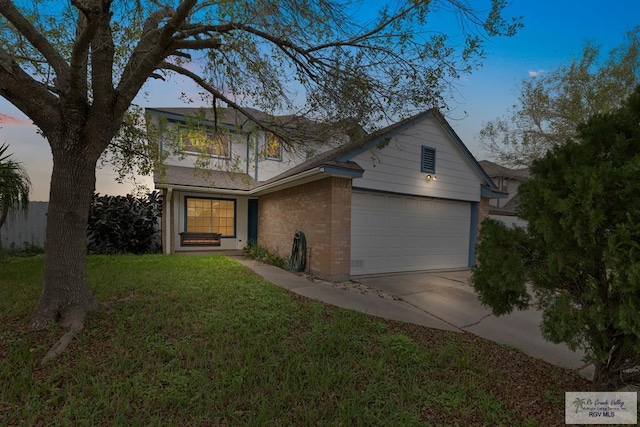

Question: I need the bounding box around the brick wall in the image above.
[258,177,352,281]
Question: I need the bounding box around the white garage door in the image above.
[351,191,471,276]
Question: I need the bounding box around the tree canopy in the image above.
[479,28,639,167]
[473,86,640,390]
[0,0,521,361]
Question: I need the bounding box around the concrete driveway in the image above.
[355,270,592,377]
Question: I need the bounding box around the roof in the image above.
[146,106,341,147]
[154,165,258,191]
[265,109,500,191]
[488,194,521,215]
[152,108,503,195]
[479,160,530,181]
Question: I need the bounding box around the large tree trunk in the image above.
[30,139,101,329]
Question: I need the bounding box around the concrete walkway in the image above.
[237,258,593,379]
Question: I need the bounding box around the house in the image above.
[478,160,530,228]
[150,107,506,280]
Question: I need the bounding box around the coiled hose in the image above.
[288,231,307,272]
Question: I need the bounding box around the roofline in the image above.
[154,183,251,196]
[146,107,253,131]
[156,163,364,196]
[337,110,435,162]
[481,185,508,199]
[336,109,499,191]
[432,112,499,190]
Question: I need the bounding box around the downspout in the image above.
[246,134,250,175]
[254,133,260,181]
[165,188,173,254]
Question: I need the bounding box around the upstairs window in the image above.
[501,177,509,191]
[421,146,436,173]
[182,130,230,158]
[178,126,231,159]
[266,134,283,160]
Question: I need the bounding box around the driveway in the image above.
[355,270,592,376]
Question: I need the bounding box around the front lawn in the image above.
[0,255,588,425]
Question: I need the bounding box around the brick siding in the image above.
[258,177,352,281]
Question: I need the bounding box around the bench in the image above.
[179,232,222,246]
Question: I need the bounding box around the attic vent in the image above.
[421,146,436,173]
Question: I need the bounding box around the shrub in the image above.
[87,192,162,254]
[472,87,640,390]
[243,243,287,269]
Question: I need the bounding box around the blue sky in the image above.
[0,0,638,200]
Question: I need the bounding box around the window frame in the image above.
[184,196,237,239]
[180,128,231,159]
[501,177,509,191]
[421,145,436,174]
[166,119,232,159]
[265,133,283,161]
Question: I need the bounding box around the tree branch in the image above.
[90,5,116,119]
[114,0,198,118]
[67,12,94,101]
[0,47,60,128]
[305,5,417,53]
[0,0,70,90]
[158,61,293,144]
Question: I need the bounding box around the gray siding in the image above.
[0,201,48,249]
[351,119,483,202]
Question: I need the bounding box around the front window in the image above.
[185,197,236,237]
[266,133,283,160]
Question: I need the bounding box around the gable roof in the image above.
[265,109,500,191]
[151,107,505,197]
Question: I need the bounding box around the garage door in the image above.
[351,191,471,276]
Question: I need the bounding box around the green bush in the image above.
[87,192,162,254]
[472,87,640,390]
[243,243,287,269]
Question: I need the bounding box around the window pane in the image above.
[266,134,282,160]
[185,198,235,237]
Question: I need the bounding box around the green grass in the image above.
[0,255,589,426]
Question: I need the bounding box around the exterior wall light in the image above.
[426,174,436,181]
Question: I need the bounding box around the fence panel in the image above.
[0,202,48,249]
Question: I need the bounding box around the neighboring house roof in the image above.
[479,160,530,181]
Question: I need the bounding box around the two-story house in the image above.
[150,106,506,280]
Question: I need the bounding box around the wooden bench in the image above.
[179,232,222,246]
